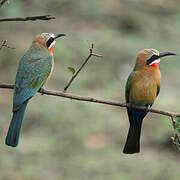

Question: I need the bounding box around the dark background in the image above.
[0,0,180,179]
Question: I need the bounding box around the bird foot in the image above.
[39,87,46,95]
[145,104,152,111]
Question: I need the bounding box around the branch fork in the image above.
[0,40,15,50]
[63,43,102,92]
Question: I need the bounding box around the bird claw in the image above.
[145,105,151,110]
[39,87,46,95]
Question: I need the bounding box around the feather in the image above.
[123,108,147,154]
[6,43,53,147]
[6,101,28,147]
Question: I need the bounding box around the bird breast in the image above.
[129,67,161,106]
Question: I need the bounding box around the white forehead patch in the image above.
[50,33,55,38]
[146,48,160,60]
[46,33,55,41]
[41,33,55,41]
[41,33,56,49]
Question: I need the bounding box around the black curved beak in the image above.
[147,52,177,65]
[159,52,177,58]
[54,33,66,39]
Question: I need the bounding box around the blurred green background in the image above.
[1,0,180,179]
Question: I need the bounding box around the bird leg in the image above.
[145,104,151,110]
[39,87,46,95]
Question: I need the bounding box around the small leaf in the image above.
[175,118,180,134]
[67,67,75,75]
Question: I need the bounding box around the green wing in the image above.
[13,45,52,110]
[125,71,134,103]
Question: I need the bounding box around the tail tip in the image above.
[5,138,18,147]
[123,146,140,154]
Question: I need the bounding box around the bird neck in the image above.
[49,45,54,55]
[150,63,159,69]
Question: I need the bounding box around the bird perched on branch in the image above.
[123,49,176,154]
[6,33,65,147]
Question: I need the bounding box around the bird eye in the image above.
[151,55,159,61]
[46,37,55,48]
[147,54,159,65]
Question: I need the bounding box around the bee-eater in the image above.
[123,49,176,154]
[6,33,65,147]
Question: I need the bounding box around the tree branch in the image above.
[0,40,7,50]
[1,83,180,118]
[63,43,102,92]
[0,0,9,7]
[2,83,180,151]
[0,40,15,50]
[0,15,55,22]
[171,116,180,151]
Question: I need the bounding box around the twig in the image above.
[0,15,55,22]
[63,43,102,92]
[171,116,180,151]
[171,115,176,129]
[0,40,15,50]
[0,0,9,7]
[0,40,7,50]
[1,83,180,118]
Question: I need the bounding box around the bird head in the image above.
[135,48,176,69]
[32,33,66,54]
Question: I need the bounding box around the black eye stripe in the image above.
[46,37,55,48]
[147,54,159,65]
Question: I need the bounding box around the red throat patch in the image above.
[50,45,54,55]
[151,63,159,68]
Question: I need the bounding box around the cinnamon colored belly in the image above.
[129,69,161,106]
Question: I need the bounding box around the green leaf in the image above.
[175,118,180,134]
[67,67,75,75]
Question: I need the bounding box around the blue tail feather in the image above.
[123,108,147,154]
[127,108,147,123]
[6,101,28,147]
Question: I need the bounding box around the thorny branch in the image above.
[0,15,55,22]
[63,43,103,92]
[0,40,14,50]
